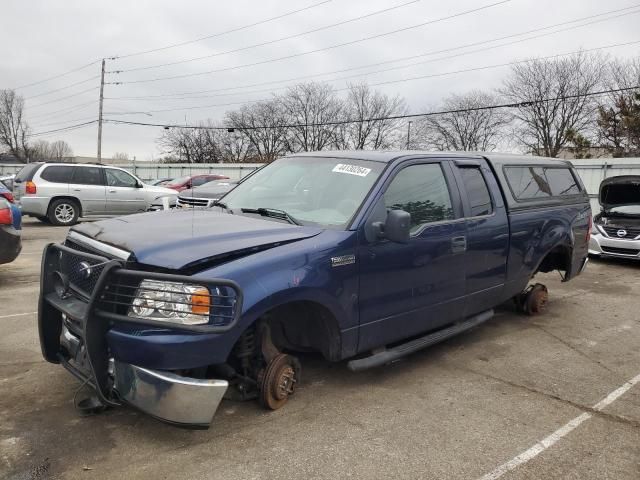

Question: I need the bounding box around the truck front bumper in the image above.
[59,322,228,428]
[589,232,640,260]
[40,241,242,429]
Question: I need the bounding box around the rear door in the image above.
[104,168,146,214]
[70,166,106,215]
[452,160,509,316]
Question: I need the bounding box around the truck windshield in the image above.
[220,156,385,228]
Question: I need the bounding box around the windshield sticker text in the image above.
[332,164,371,177]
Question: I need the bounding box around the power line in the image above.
[104,86,640,131]
[30,120,98,137]
[111,0,333,60]
[112,0,421,73]
[27,86,99,109]
[110,0,512,85]
[28,100,97,121]
[102,40,640,116]
[23,75,101,101]
[106,4,640,101]
[13,59,101,90]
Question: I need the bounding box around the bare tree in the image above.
[596,57,640,157]
[221,130,255,163]
[226,100,289,162]
[337,83,407,150]
[28,139,73,161]
[0,89,30,162]
[112,152,130,161]
[158,121,224,163]
[500,52,606,157]
[48,140,73,161]
[279,82,344,152]
[412,91,509,151]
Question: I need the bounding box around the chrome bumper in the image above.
[114,363,228,428]
[589,232,640,259]
[60,323,228,428]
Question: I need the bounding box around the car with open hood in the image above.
[38,151,590,428]
[589,175,640,259]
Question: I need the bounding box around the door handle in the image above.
[451,236,467,253]
[73,188,82,192]
[108,190,117,193]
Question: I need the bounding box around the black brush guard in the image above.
[38,242,243,406]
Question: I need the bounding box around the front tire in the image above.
[48,199,80,226]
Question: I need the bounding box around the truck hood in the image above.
[71,209,323,270]
[599,175,640,210]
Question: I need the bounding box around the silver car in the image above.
[13,163,176,226]
[589,175,640,260]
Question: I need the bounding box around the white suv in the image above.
[13,163,176,226]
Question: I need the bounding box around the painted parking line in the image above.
[0,312,37,319]
[478,373,640,480]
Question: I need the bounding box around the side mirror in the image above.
[370,209,411,243]
[136,181,144,188]
[381,209,411,243]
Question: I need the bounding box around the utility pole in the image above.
[97,58,106,162]
[406,120,413,149]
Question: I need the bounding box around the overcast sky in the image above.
[2,0,638,160]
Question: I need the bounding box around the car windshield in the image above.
[220,156,385,228]
[608,204,640,215]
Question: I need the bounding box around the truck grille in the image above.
[61,240,110,297]
[601,246,640,256]
[177,196,214,208]
[601,226,640,239]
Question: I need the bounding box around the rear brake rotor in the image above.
[259,353,301,410]
[525,283,548,315]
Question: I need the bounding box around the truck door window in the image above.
[459,167,492,216]
[385,163,454,233]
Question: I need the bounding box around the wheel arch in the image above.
[47,195,83,217]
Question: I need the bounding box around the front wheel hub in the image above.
[258,353,301,410]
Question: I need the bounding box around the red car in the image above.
[165,174,230,192]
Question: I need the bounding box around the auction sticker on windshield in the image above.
[332,164,371,177]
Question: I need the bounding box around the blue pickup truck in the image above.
[39,151,590,428]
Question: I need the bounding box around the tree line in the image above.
[1,51,638,164]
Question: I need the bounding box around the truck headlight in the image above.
[129,280,212,325]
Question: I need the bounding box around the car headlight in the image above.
[591,222,602,235]
[128,280,217,325]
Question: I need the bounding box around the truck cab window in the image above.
[384,163,454,233]
[459,167,492,216]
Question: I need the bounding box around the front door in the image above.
[69,166,106,215]
[357,160,467,353]
[104,169,147,214]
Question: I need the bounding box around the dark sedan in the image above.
[0,183,21,265]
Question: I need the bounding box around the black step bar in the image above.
[347,309,494,371]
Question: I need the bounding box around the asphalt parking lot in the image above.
[1,218,639,480]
